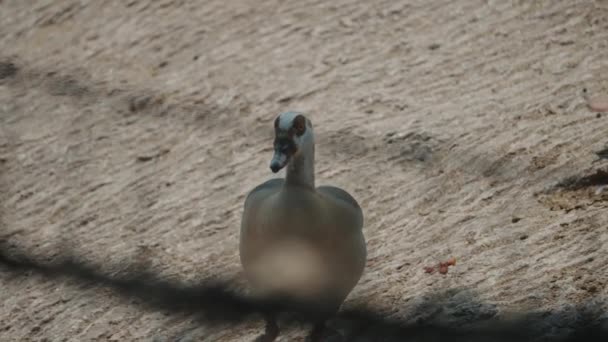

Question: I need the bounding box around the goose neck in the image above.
[285,144,315,189]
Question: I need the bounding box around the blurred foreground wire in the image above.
[0,243,606,342]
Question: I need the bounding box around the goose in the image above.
[239,112,367,342]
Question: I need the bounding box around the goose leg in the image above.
[254,314,279,342]
[307,321,343,342]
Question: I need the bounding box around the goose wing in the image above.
[316,185,364,228]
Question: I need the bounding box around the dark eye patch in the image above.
[292,114,306,136]
[274,137,297,154]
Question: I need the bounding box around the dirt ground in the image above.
[1,0,608,341]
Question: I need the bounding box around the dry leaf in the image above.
[423,266,435,274]
[424,257,457,275]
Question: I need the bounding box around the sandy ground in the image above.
[1,0,608,341]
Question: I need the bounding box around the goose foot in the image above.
[307,322,343,342]
[254,315,279,342]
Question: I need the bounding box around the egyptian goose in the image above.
[239,112,367,341]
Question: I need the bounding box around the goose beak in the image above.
[270,151,289,173]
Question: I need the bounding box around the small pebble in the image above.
[588,96,608,112]
[583,88,608,112]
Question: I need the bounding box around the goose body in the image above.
[239,112,367,341]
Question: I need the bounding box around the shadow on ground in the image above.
[0,242,605,342]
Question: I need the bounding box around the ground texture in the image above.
[1,0,608,341]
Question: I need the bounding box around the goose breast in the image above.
[239,182,366,306]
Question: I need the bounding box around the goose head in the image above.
[269,111,314,173]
